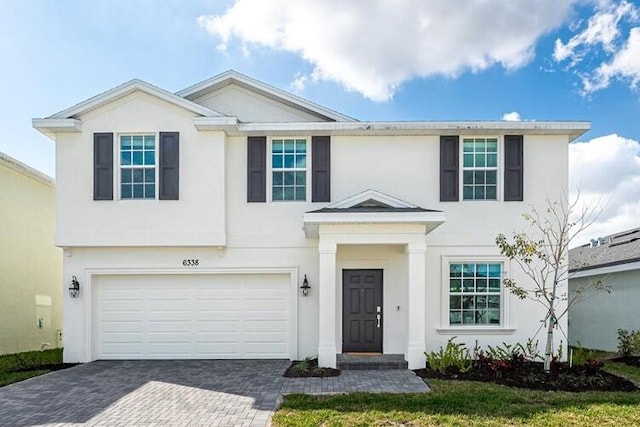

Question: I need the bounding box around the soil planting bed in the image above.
[284,358,340,378]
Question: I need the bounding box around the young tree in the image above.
[495,193,609,372]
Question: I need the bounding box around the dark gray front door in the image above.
[342,269,383,352]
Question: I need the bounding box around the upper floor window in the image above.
[462,138,498,200]
[120,135,155,199]
[449,262,502,326]
[271,138,307,201]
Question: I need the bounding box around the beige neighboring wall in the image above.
[0,152,62,354]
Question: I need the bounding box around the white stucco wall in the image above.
[569,270,640,351]
[51,87,572,363]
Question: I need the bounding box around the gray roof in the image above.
[569,227,640,273]
[307,197,441,214]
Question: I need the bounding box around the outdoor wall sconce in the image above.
[69,276,80,298]
[300,274,311,296]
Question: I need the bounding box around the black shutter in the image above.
[312,136,331,202]
[247,136,266,202]
[159,132,180,200]
[93,132,113,200]
[440,135,459,201]
[504,135,524,201]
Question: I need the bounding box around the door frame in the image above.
[341,268,383,353]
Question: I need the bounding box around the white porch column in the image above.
[406,242,427,369]
[318,242,338,368]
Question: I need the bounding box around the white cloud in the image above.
[198,0,574,101]
[553,0,640,94]
[502,111,522,121]
[569,133,640,246]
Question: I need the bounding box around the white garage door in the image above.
[95,274,291,359]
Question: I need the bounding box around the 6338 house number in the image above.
[182,259,199,267]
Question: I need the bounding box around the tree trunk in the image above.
[543,313,554,372]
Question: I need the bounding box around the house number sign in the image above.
[182,259,200,267]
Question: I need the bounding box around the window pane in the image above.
[121,169,132,183]
[475,154,485,167]
[450,296,462,310]
[132,151,143,165]
[272,140,283,153]
[450,264,462,277]
[462,311,475,324]
[133,169,143,183]
[295,186,306,200]
[475,140,485,152]
[476,295,487,308]
[489,279,501,291]
[486,185,497,200]
[133,184,143,198]
[450,279,461,292]
[474,186,485,200]
[284,172,294,185]
[463,154,474,167]
[462,296,474,309]
[295,171,306,185]
[463,186,473,200]
[121,136,132,150]
[463,140,474,152]
[463,264,474,277]
[488,296,500,309]
[476,263,488,277]
[145,169,155,183]
[476,279,488,292]
[284,187,295,200]
[284,155,294,168]
[144,135,155,149]
[463,171,473,185]
[296,140,306,152]
[489,264,501,277]
[272,154,283,168]
[132,135,143,149]
[475,310,488,324]
[296,154,306,168]
[487,139,498,152]
[272,187,283,200]
[121,151,131,166]
[488,310,500,324]
[474,170,485,184]
[284,140,295,153]
[144,184,155,198]
[144,151,155,166]
[450,311,462,325]
[487,153,497,167]
[121,184,132,199]
[273,172,283,185]
[463,279,474,292]
[486,171,496,184]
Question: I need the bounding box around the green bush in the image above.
[617,329,640,357]
[486,338,543,362]
[570,342,598,366]
[425,337,471,373]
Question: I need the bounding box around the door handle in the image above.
[376,314,381,328]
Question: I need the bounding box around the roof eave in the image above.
[32,118,82,139]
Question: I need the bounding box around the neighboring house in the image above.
[0,152,62,354]
[32,70,589,368]
[569,228,640,351]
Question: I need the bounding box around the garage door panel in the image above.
[96,273,291,359]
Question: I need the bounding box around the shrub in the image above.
[293,358,311,374]
[425,337,471,374]
[486,338,543,362]
[617,329,640,357]
[570,342,598,366]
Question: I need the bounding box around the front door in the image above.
[342,269,383,352]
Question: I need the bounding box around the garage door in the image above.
[95,274,291,359]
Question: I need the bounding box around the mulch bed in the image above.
[612,356,640,368]
[415,360,637,392]
[284,358,340,378]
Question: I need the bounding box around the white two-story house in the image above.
[33,71,588,369]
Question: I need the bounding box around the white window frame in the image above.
[267,136,310,202]
[438,255,514,334]
[460,136,502,201]
[117,133,158,201]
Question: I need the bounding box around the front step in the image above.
[337,353,408,370]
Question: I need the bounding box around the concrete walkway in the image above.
[0,360,429,427]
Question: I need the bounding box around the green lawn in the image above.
[0,348,63,387]
[273,376,640,426]
[605,361,640,385]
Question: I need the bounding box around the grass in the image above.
[605,361,640,386]
[0,348,63,387]
[273,376,640,426]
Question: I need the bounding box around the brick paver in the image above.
[0,360,428,427]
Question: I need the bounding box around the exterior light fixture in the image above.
[69,276,80,298]
[300,274,311,296]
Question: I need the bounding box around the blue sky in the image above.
[2,0,640,240]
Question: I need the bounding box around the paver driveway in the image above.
[0,360,429,426]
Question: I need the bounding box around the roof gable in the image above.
[323,189,421,210]
[48,79,222,119]
[176,70,355,123]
